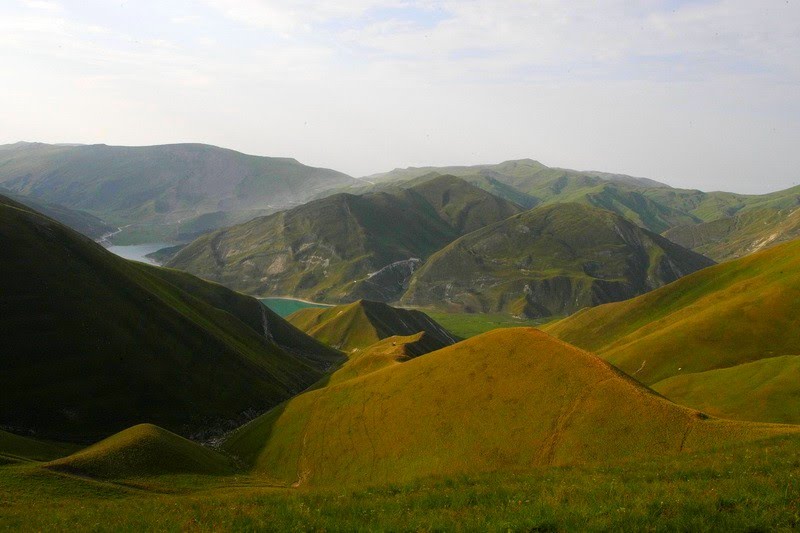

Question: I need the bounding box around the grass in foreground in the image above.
[1,435,799,531]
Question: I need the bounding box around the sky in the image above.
[1,0,799,193]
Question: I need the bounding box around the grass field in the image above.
[1,434,799,531]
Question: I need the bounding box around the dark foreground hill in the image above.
[402,203,714,317]
[223,328,794,486]
[543,237,800,423]
[167,175,523,301]
[0,142,357,242]
[0,195,342,442]
[286,299,458,353]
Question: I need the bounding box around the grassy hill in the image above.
[167,175,523,302]
[0,186,113,239]
[663,206,800,261]
[222,328,794,487]
[0,194,340,442]
[45,424,233,478]
[0,431,80,465]
[402,203,714,317]
[652,355,800,424]
[0,142,357,243]
[542,237,800,423]
[286,300,458,353]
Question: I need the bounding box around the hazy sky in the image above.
[1,0,798,193]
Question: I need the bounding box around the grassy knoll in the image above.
[0,431,80,465]
[223,328,795,487]
[1,433,799,530]
[424,310,555,338]
[286,299,457,353]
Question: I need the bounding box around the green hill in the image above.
[0,186,113,239]
[652,356,800,424]
[663,206,800,261]
[402,203,714,317]
[167,175,523,302]
[542,237,800,423]
[286,300,458,353]
[0,142,357,243]
[0,431,80,465]
[223,328,795,487]
[45,424,233,478]
[0,194,340,442]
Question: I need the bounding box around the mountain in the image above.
[0,194,342,442]
[542,237,800,423]
[222,328,794,487]
[0,186,114,239]
[401,203,714,317]
[166,175,523,302]
[663,206,800,262]
[0,142,358,243]
[286,299,458,353]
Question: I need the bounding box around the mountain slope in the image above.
[542,237,800,384]
[0,431,80,465]
[651,356,800,424]
[223,328,795,487]
[0,194,340,442]
[663,206,800,261]
[286,300,458,353]
[0,142,357,242]
[167,175,523,302]
[402,203,714,317]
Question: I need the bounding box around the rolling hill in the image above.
[223,328,796,487]
[0,142,357,243]
[286,299,458,353]
[0,194,342,442]
[663,206,800,262]
[401,203,714,317]
[542,237,800,423]
[167,175,523,301]
[45,424,233,478]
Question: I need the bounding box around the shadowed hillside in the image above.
[543,237,800,423]
[402,203,714,317]
[0,195,341,442]
[0,142,357,243]
[286,300,458,353]
[167,175,523,301]
[222,328,795,487]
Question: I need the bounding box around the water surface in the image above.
[260,297,331,317]
[106,243,172,264]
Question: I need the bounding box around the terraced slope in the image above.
[402,203,714,317]
[286,300,457,353]
[652,356,800,424]
[223,328,795,487]
[0,142,357,242]
[663,206,800,262]
[0,195,337,442]
[167,175,522,301]
[46,424,233,478]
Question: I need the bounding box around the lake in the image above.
[260,297,331,317]
[106,243,172,264]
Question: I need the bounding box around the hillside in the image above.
[286,300,457,353]
[45,424,233,478]
[542,237,800,423]
[663,206,800,261]
[0,142,357,243]
[167,175,523,301]
[0,194,341,442]
[402,203,714,317]
[652,356,800,424]
[0,431,80,465]
[223,328,795,487]
[0,186,113,239]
